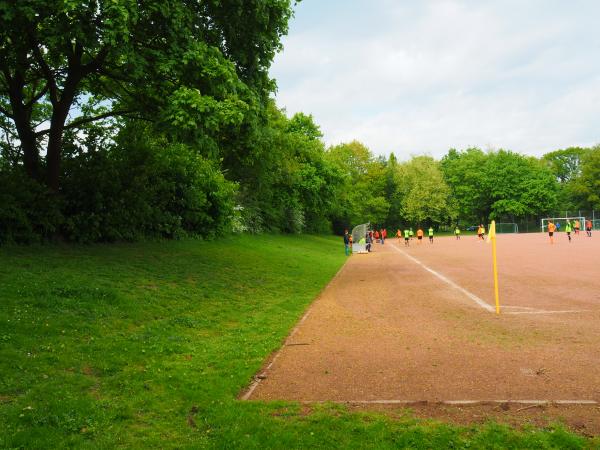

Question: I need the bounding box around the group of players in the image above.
[546,218,593,244]
[344,218,593,255]
[394,227,436,246]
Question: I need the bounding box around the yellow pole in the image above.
[491,220,500,314]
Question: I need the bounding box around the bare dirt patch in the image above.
[245,234,600,433]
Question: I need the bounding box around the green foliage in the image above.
[441,148,559,223]
[440,148,490,222]
[0,123,237,243]
[60,124,237,242]
[326,141,390,231]
[396,156,455,225]
[231,103,342,234]
[0,169,62,244]
[0,0,293,189]
[542,147,588,183]
[569,146,600,209]
[485,150,558,219]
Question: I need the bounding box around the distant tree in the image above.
[397,156,454,225]
[542,147,588,183]
[442,148,558,223]
[440,148,488,222]
[325,141,389,230]
[484,150,558,219]
[569,146,600,210]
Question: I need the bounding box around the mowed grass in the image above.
[0,235,596,449]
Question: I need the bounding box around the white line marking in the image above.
[502,305,539,310]
[240,262,349,401]
[390,244,592,316]
[504,310,589,315]
[390,244,495,313]
[300,399,598,406]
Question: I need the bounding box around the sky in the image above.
[270,0,600,159]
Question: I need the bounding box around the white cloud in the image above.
[271,0,600,158]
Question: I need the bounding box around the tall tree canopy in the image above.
[441,148,558,222]
[0,0,293,190]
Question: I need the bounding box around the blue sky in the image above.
[270,0,600,159]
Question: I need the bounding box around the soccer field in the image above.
[246,233,600,432]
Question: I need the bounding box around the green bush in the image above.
[0,127,237,244]
[0,170,63,244]
[60,128,237,242]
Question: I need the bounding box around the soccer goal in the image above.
[488,223,518,234]
[351,223,370,253]
[540,217,585,232]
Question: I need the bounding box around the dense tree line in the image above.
[1,2,599,243]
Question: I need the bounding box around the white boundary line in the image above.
[306,399,598,406]
[390,243,590,316]
[390,244,495,313]
[240,261,350,401]
[504,310,589,315]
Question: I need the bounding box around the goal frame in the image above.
[540,216,585,232]
[351,223,370,254]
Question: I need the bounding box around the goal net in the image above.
[351,223,370,253]
[488,222,518,233]
[540,217,585,232]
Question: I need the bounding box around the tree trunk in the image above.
[46,103,71,192]
[7,75,40,180]
[16,119,40,181]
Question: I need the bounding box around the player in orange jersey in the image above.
[586,219,592,237]
[547,220,556,244]
[416,228,424,244]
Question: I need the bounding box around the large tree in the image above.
[396,155,454,225]
[569,146,600,210]
[0,0,293,190]
[441,148,558,223]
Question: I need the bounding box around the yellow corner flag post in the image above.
[487,220,500,314]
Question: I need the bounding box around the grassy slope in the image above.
[0,235,596,449]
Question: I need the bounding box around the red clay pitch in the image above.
[245,232,600,433]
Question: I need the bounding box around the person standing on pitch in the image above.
[343,230,350,256]
[586,219,592,237]
[428,226,434,243]
[547,220,556,244]
[454,226,461,240]
[409,228,414,240]
[574,219,581,235]
[477,224,485,241]
[416,228,424,244]
[396,228,402,243]
[565,220,572,243]
[374,229,380,243]
[404,228,410,246]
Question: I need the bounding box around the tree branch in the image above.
[25,83,50,108]
[34,109,131,136]
[0,105,14,119]
[29,37,59,105]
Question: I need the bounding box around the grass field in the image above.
[0,235,596,448]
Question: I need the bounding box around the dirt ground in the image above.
[245,233,600,434]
